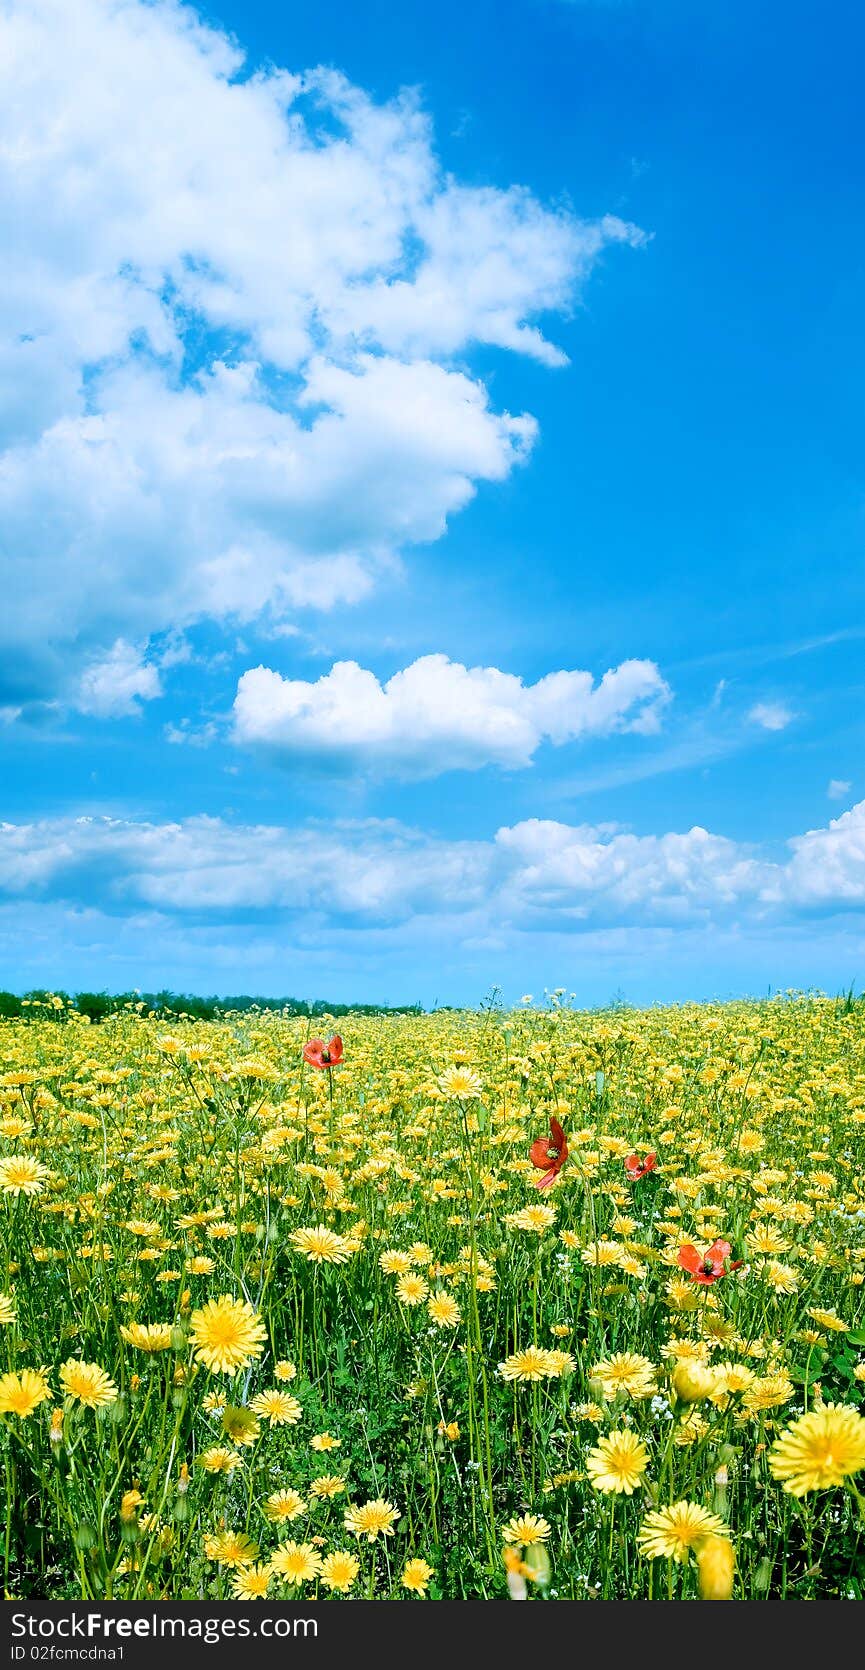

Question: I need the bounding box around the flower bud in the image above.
[523,1542,551,1588]
[672,1361,720,1403]
[696,1535,735,1600]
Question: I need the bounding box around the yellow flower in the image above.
[205,1531,259,1568]
[501,1513,551,1547]
[270,1541,322,1585]
[427,1291,461,1329]
[807,1307,847,1333]
[696,1535,735,1599]
[189,1295,267,1374]
[508,1205,557,1235]
[396,1273,429,1306]
[380,1250,413,1274]
[120,1322,174,1352]
[0,1293,17,1325]
[310,1475,346,1499]
[0,1156,50,1195]
[310,1432,341,1451]
[59,1360,117,1409]
[264,1488,307,1523]
[544,1349,576,1378]
[197,1446,242,1474]
[637,1502,730,1563]
[581,1240,623,1267]
[250,1390,302,1426]
[591,1352,657,1401]
[672,1361,722,1403]
[0,1368,51,1418]
[319,1551,360,1592]
[274,1359,297,1382]
[742,1371,794,1413]
[233,1564,271,1598]
[290,1226,353,1265]
[586,1430,649,1495]
[768,1403,865,1496]
[120,1490,145,1523]
[344,1498,401,1541]
[402,1558,434,1595]
[498,1347,556,1382]
[438,1066,483,1100]
[221,1406,260,1446]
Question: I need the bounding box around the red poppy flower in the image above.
[529,1116,568,1191]
[302,1035,344,1070]
[624,1151,657,1181]
[677,1238,744,1284]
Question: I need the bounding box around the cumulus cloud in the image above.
[748,701,796,732]
[3,799,865,930]
[232,654,670,775]
[765,800,865,910]
[0,0,643,705]
[76,640,161,718]
[828,778,852,801]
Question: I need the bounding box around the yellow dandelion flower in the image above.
[807,1307,847,1332]
[586,1430,649,1495]
[402,1558,434,1595]
[591,1352,657,1401]
[0,1156,50,1196]
[59,1360,117,1409]
[0,1368,51,1418]
[768,1403,865,1496]
[344,1498,401,1541]
[396,1272,429,1306]
[250,1390,302,1426]
[290,1226,353,1265]
[189,1295,267,1374]
[319,1551,360,1592]
[233,1564,271,1598]
[206,1531,259,1568]
[427,1291,461,1329]
[501,1513,551,1547]
[221,1406,260,1446]
[120,1322,174,1352]
[264,1488,307,1523]
[270,1541,322,1584]
[637,1501,729,1563]
[197,1446,242,1474]
[438,1066,483,1100]
[310,1475,345,1499]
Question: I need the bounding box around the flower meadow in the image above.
[1,993,864,1601]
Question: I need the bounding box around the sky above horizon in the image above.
[2,0,864,1007]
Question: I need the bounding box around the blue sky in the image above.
[1,0,864,1005]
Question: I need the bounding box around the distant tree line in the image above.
[0,989,425,1023]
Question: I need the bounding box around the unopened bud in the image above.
[696,1535,735,1600]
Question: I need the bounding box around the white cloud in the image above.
[232,653,670,775]
[828,779,852,801]
[747,701,796,732]
[0,0,643,705]
[76,640,161,717]
[766,800,865,909]
[3,798,865,929]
